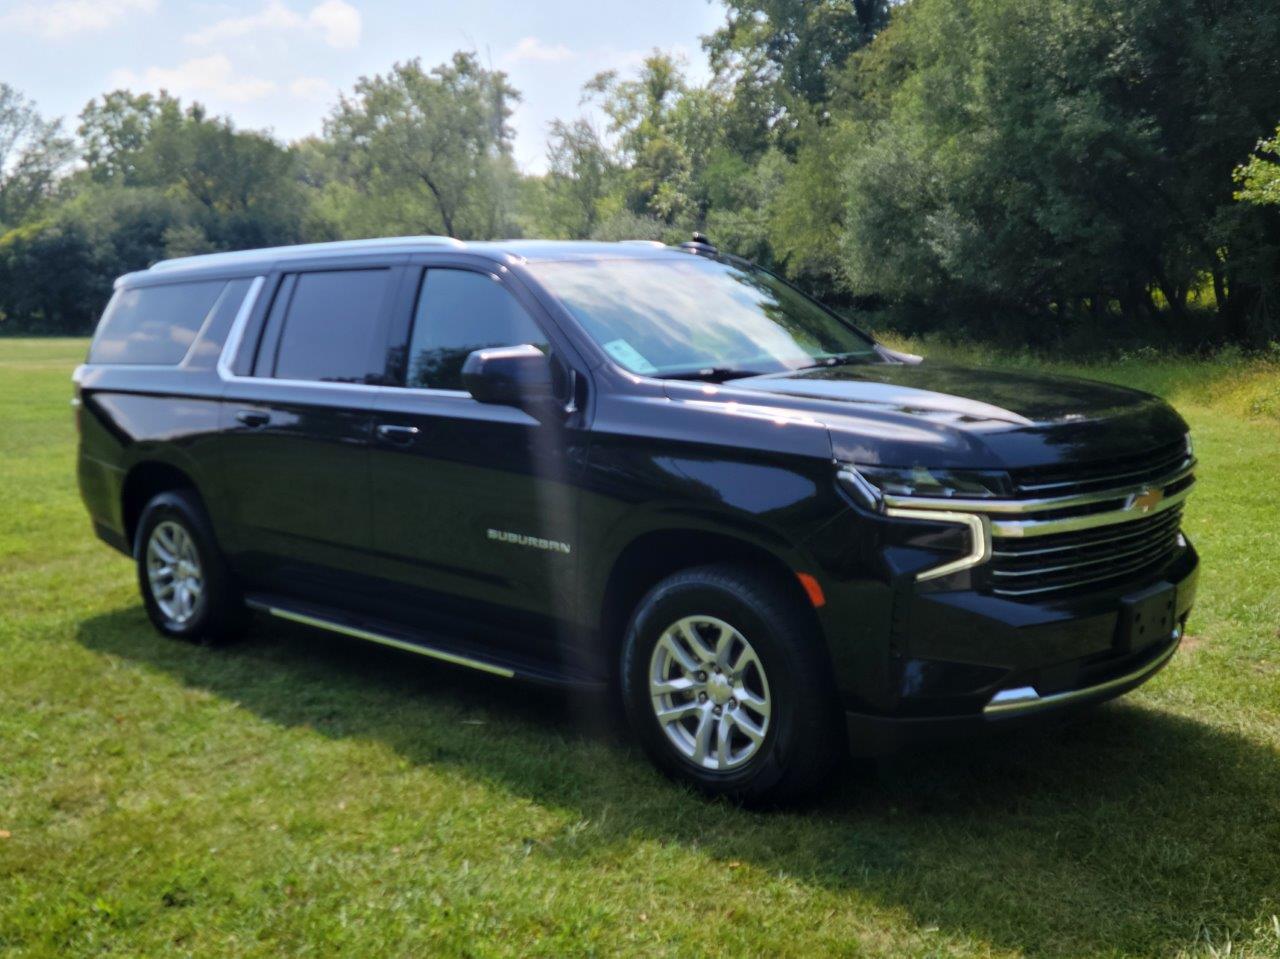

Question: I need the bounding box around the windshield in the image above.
[528,255,878,377]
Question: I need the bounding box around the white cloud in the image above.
[184,0,360,49]
[307,0,360,49]
[288,76,333,100]
[502,36,574,66]
[0,0,156,38]
[182,1,302,45]
[109,55,277,103]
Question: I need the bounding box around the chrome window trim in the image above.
[214,273,475,400]
[880,458,1195,515]
[883,508,992,582]
[216,274,266,381]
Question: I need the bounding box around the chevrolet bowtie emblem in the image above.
[1129,487,1164,513]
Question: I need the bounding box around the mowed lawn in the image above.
[2,336,1279,959]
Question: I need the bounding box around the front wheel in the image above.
[620,564,844,805]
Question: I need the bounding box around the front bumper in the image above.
[839,541,1198,755]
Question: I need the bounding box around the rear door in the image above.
[217,259,405,602]
[362,261,588,659]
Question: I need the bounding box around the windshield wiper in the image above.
[659,366,770,383]
[795,352,875,371]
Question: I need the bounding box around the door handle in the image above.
[235,409,270,428]
[376,423,420,445]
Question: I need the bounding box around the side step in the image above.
[244,594,605,690]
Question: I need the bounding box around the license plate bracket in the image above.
[1117,582,1177,653]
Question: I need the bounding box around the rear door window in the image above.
[405,269,547,390]
[267,269,393,383]
[89,280,229,365]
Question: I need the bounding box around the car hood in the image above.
[675,361,1188,470]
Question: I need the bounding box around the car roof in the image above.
[126,236,691,285]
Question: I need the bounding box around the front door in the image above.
[363,264,586,662]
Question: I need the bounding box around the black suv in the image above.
[75,236,1198,802]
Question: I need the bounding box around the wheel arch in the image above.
[596,526,826,680]
[121,460,201,552]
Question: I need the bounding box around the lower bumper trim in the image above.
[982,631,1180,717]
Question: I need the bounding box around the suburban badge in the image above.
[487,528,571,554]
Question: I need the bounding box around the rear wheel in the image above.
[135,490,247,644]
[621,564,844,804]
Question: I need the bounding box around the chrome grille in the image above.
[873,451,1196,600]
[987,505,1184,598]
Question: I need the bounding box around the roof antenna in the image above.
[680,232,717,254]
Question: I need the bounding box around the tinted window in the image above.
[184,278,253,370]
[273,269,391,383]
[406,269,547,390]
[89,280,228,365]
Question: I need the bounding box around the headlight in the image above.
[838,463,1013,507]
[1184,431,1194,458]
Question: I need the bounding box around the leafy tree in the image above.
[706,0,894,126]
[0,84,74,230]
[323,53,520,239]
[541,118,615,238]
[137,102,305,249]
[0,218,98,332]
[77,90,180,186]
[1236,127,1280,208]
[838,0,1280,345]
[586,53,697,223]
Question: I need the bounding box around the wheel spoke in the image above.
[716,712,734,768]
[729,708,765,745]
[651,675,700,697]
[714,625,737,671]
[730,644,759,677]
[658,634,700,675]
[690,704,715,764]
[735,688,770,720]
[654,700,702,724]
[678,621,716,665]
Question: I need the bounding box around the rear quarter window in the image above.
[88,280,230,365]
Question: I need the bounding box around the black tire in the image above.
[134,489,247,644]
[620,563,845,805]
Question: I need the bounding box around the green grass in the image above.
[2,337,1279,958]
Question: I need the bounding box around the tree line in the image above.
[3,0,1280,351]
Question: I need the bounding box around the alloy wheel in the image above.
[146,520,204,626]
[648,615,772,771]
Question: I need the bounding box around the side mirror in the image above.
[461,344,557,409]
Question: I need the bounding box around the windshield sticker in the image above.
[603,338,658,374]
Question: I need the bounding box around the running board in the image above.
[255,602,513,677]
[244,595,602,688]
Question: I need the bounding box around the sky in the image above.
[0,0,722,172]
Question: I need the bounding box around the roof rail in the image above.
[149,235,466,272]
